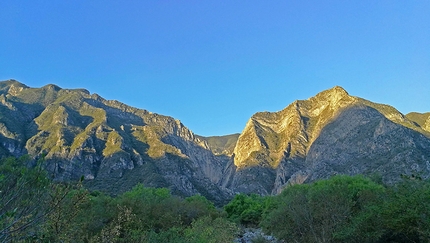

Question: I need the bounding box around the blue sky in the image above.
[1,1,429,136]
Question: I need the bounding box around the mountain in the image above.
[0,80,429,202]
[0,80,232,203]
[224,86,430,194]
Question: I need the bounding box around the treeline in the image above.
[1,156,430,242]
[226,175,430,242]
[0,156,237,242]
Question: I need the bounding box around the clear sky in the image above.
[1,1,429,136]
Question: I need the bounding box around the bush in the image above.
[0,156,90,242]
[377,178,430,242]
[261,175,385,242]
[0,156,49,241]
[224,193,270,226]
[184,216,239,243]
[82,184,234,242]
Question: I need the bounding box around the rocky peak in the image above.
[227,87,430,195]
[232,87,357,170]
[406,112,430,133]
[42,84,62,92]
[321,85,348,95]
[0,80,29,96]
[305,86,354,115]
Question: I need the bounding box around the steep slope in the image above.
[226,86,430,194]
[406,112,430,133]
[0,80,232,203]
[1,80,430,201]
[196,134,240,156]
[233,86,356,169]
[305,105,430,184]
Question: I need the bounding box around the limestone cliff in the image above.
[226,86,430,194]
[233,86,356,170]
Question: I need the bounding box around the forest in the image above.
[1,156,430,243]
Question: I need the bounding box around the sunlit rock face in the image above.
[226,86,430,194]
[233,86,357,170]
[1,80,430,202]
[426,117,430,132]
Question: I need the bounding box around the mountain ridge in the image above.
[225,86,430,194]
[1,79,429,203]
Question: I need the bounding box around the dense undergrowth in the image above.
[1,156,430,242]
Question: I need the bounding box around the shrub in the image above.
[261,175,385,242]
[224,193,269,226]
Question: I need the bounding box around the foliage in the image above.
[261,175,386,242]
[184,216,239,243]
[0,156,49,242]
[260,175,430,243]
[4,156,430,243]
[76,184,230,242]
[1,159,236,242]
[376,178,430,242]
[39,181,89,242]
[224,193,271,226]
[0,156,89,242]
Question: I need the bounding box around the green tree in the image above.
[0,156,49,242]
[117,184,183,232]
[86,184,235,242]
[1,156,90,242]
[39,180,89,242]
[224,193,268,226]
[261,175,385,242]
[74,191,118,241]
[377,178,430,242]
[184,216,238,243]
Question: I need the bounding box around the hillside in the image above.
[0,80,429,201]
[224,86,430,194]
[0,80,232,203]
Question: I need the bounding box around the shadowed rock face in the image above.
[0,80,429,202]
[304,105,430,184]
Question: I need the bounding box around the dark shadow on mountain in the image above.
[304,104,430,184]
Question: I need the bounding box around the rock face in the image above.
[233,86,355,169]
[0,80,429,202]
[0,80,232,204]
[224,86,430,194]
[304,105,430,184]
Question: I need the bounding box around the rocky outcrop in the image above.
[233,86,357,170]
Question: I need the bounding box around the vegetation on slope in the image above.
[0,156,237,242]
[2,156,430,242]
[226,175,430,243]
